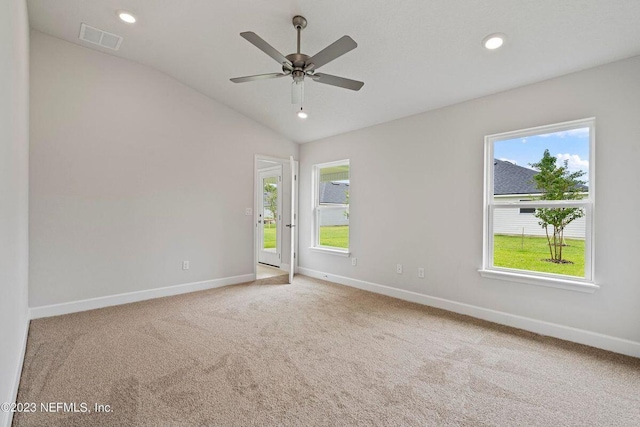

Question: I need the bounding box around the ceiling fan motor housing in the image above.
[285,52,311,82]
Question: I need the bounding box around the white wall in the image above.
[30,31,298,307]
[493,195,586,239]
[300,55,640,346]
[0,0,29,424]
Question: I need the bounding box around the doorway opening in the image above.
[254,155,298,283]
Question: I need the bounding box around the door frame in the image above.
[253,154,299,281]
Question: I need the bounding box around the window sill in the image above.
[309,247,350,257]
[478,269,599,293]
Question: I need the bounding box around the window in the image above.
[312,160,350,255]
[519,200,535,214]
[481,118,597,292]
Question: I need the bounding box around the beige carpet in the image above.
[14,275,640,426]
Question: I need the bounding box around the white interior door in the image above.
[288,156,298,283]
[257,166,282,267]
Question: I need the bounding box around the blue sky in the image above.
[494,127,590,182]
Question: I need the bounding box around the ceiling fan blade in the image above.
[291,80,304,104]
[307,36,357,69]
[310,73,364,91]
[240,32,292,68]
[230,73,288,83]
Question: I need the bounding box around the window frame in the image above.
[480,118,598,293]
[311,159,350,256]
[518,199,536,214]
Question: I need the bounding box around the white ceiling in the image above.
[27,0,640,143]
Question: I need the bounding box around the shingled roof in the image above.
[494,159,540,195]
[319,181,349,204]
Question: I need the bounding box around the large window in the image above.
[312,160,350,255]
[481,118,597,292]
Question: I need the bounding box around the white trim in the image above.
[308,247,350,257]
[478,269,598,293]
[2,317,30,427]
[313,159,351,170]
[290,157,299,281]
[297,268,639,358]
[29,274,254,319]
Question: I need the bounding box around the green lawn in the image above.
[319,225,349,248]
[263,224,276,249]
[263,224,349,249]
[494,234,585,277]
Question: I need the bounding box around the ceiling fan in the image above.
[230,16,364,115]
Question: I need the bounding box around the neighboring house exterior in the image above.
[319,181,349,226]
[493,159,586,239]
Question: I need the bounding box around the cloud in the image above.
[540,127,589,138]
[556,153,589,171]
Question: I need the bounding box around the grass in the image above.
[319,225,349,249]
[263,224,276,249]
[263,224,349,249]
[494,234,585,277]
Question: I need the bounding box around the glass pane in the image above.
[318,208,349,249]
[319,164,349,206]
[493,127,589,202]
[493,207,586,278]
[262,176,277,251]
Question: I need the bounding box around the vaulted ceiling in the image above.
[27,0,640,143]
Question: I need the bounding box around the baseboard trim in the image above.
[29,274,255,320]
[298,267,640,358]
[2,315,30,427]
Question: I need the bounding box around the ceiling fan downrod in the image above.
[292,15,307,54]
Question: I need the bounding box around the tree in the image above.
[343,189,349,219]
[529,149,587,263]
[264,180,277,228]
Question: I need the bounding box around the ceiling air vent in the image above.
[79,23,123,51]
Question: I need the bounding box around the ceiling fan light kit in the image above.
[230,16,364,118]
[482,33,506,50]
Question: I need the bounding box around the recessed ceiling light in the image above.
[482,33,505,50]
[297,108,308,119]
[117,11,136,24]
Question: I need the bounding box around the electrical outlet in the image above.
[418,267,425,278]
[396,264,403,274]
[352,257,357,266]
[182,261,189,270]
[245,208,252,216]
